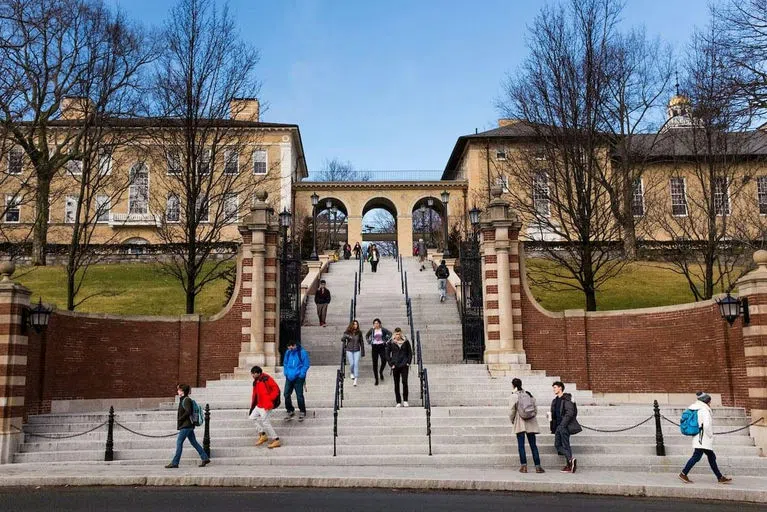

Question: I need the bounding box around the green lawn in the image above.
[14,262,233,317]
[526,259,721,312]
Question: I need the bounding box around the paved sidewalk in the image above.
[0,464,765,503]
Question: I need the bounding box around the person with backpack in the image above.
[368,244,381,272]
[249,366,281,449]
[282,342,310,422]
[365,318,392,385]
[314,280,331,327]
[435,259,450,302]
[386,327,413,407]
[678,391,732,484]
[509,378,544,474]
[342,319,365,386]
[550,381,581,473]
[165,384,210,468]
[417,239,428,271]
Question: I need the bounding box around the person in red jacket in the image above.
[249,366,281,449]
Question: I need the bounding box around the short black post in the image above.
[104,406,114,462]
[654,400,665,456]
[203,404,211,457]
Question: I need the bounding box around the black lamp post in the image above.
[330,205,338,250]
[717,293,750,326]
[441,190,450,258]
[324,199,332,251]
[24,298,52,334]
[310,193,319,261]
[279,208,292,243]
[427,197,434,246]
[469,206,481,241]
[419,203,426,240]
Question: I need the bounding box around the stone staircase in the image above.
[11,257,767,476]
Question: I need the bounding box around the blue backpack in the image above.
[187,398,204,427]
[680,408,699,436]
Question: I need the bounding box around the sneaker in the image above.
[255,433,268,446]
[164,463,178,469]
[199,459,211,467]
[403,402,409,407]
[570,458,577,473]
[380,373,385,382]
[395,403,402,408]
[519,465,528,473]
[298,412,306,422]
[267,439,281,449]
[678,472,692,484]
[353,378,357,387]
[374,380,379,386]
[535,467,546,474]
[718,476,732,484]
[284,411,295,420]
[560,465,572,473]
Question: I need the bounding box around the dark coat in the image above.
[314,288,331,305]
[342,331,365,356]
[365,327,392,345]
[435,264,449,279]
[386,339,412,368]
[177,396,194,430]
[550,393,582,435]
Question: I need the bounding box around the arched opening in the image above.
[412,196,444,252]
[315,197,348,252]
[362,197,398,256]
[129,163,149,215]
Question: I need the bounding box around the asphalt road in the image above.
[0,487,762,511]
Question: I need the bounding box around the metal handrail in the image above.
[404,271,409,304]
[416,330,424,402]
[422,367,432,456]
[407,298,415,346]
[333,368,342,456]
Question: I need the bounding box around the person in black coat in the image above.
[386,328,413,407]
[550,381,582,473]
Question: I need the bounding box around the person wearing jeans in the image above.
[386,328,412,407]
[550,381,582,473]
[368,244,380,272]
[342,320,364,386]
[282,342,310,421]
[435,260,450,302]
[679,392,732,484]
[509,378,544,473]
[165,384,210,468]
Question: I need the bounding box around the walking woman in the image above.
[353,242,361,260]
[343,243,352,260]
[368,244,380,272]
[342,320,365,386]
[386,328,412,407]
[365,318,391,385]
[509,378,544,473]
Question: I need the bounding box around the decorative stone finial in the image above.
[0,261,15,282]
[754,249,767,269]
[490,185,503,199]
[255,190,268,202]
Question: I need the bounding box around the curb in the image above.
[0,474,765,503]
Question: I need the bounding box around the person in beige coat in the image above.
[509,377,544,473]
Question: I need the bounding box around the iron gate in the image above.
[279,241,302,365]
[459,239,484,362]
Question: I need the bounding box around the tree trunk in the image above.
[32,176,52,266]
[66,269,76,311]
[622,218,638,261]
[583,245,598,312]
[185,266,196,314]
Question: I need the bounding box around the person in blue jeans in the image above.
[509,378,544,473]
[282,341,310,421]
[342,320,364,386]
[165,384,210,468]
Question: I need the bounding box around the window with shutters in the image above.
[670,177,688,216]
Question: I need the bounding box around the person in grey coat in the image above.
[509,378,544,473]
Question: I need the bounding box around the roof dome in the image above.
[669,94,690,107]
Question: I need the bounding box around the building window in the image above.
[496,150,506,161]
[496,175,510,193]
[129,163,149,214]
[714,176,730,216]
[198,149,211,175]
[167,150,182,174]
[670,177,688,216]
[65,195,78,223]
[98,149,112,176]
[631,178,645,217]
[7,149,23,175]
[4,195,20,223]
[532,171,550,217]
[758,176,767,215]
[166,193,180,223]
[95,195,110,223]
[224,193,238,223]
[196,195,209,223]
[66,159,83,176]
[224,149,239,174]
[253,149,267,174]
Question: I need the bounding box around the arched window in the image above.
[166,193,180,223]
[129,163,149,214]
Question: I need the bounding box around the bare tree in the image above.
[720,0,767,115]
[315,158,370,182]
[0,0,155,265]
[150,0,270,314]
[498,0,626,311]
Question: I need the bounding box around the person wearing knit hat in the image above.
[678,391,732,484]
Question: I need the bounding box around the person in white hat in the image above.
[678,391,732,484]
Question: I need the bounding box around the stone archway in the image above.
[411,196,445,250]
[315,197,348,251]
[362,197,398,255]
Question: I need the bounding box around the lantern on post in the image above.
[716,293,750,326]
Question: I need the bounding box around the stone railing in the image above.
[300,255,330,321]
[109,212,161,227]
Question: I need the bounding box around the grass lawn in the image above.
[14,262,234,317]
[526,258,721,312]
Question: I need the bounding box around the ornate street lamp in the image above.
[330,205,338,250]
[325,199,332,251]
[23,297,52,334]
[441,190,450,258]
[469,206,481,241]
[419,203,426,239]
[716,293,750,326]
[427,197,434,246]
[310,193,319,261]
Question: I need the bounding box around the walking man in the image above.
[314,279,331,327]
[165,384,210,468]
[283,342,310,422]
[435,259,450,302]
[249,366,281,449]
[417,238,428,271]
[386,327,413,407]
[678,391,732,484]
[365,318,392,385]
[550,381,581,473]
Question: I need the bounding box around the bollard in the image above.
[203,404,211,457]
[104,406,114,462]
[654,400,665,456]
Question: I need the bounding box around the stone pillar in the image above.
[737,250,767,455]
[0,262,31,464]
[397,215,413,257]
[237,192,280,370]
[480,187,525,372]
[347,215,363,247]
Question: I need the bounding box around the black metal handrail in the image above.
[422,367,432,456]
[407,298,415,346]
[333,368,342,456]
[416,330,424,403]
[404,271,409,305]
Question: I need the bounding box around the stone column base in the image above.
[0,430,22,464]
[484,350,526,365]
[750,421,767,456]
